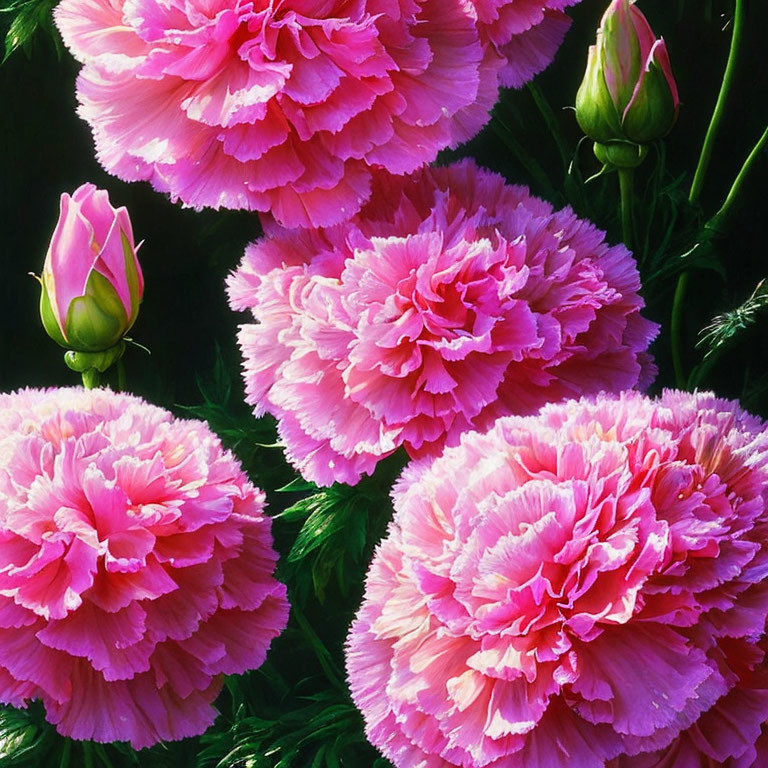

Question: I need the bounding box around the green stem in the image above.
[642,141,666,266]
[689,0,745,205]
[676,125,768,390]
[81,369,100,389]
[673,0,744,392]
[117,357,126,392]
[527,82,571,171]
[290,604,345,692]
[59,739,72,768]
[618,168,635,250]
[671,271,690,389]
[490,113,557,200]
[688,349,720,390]
[82,742,95,768]
[93,744,116,768]
[706,124,768,234]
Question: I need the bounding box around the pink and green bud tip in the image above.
[39,184,143,373]
[575,0,679,163]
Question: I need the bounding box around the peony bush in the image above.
[229,160,657,486]
[347,390,768,767]
[0,387,289,748]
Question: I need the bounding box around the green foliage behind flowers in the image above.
[197,683,391,768]
[274,452,406,606]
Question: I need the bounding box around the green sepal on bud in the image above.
[593,141,648,170]
[64,270,130,353]
[575,45,624,145]
[64,342,125,374]
[621,58,678,144]
[39,275,68,348]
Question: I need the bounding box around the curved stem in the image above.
[618,168,635,250]
[674,0,744,393]
[671,271,690,389]
[81,369,100,390]
[706,124,768,234]
[527,82,571,171]
[689,0,745,205]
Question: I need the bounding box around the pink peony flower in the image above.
[228,160,657,486]
[53,0,504,229]
[346,390,768,768]
[471,0,581,88]
[0,387,289,749]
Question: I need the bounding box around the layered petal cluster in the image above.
[471,0,581,88]
[346,391,768,768]
[228,161,657,486]
[54,0,504,228]
[0,388,288,748]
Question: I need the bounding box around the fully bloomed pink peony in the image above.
[471,0,581,88]
[228,160,657,486]
[0,387,289,748]
[346,391,768,768]
[53,0,507,229]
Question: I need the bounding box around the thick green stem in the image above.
[706,124,768,234]
[671,271,690,389]
[618,168,635,250]
[81,369,100,389]
[689,0,745,205]
[117,357,126,392]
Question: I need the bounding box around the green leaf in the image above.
[1,0,61,62]
[275,478,317,494]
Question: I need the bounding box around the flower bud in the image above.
[40,184,143,354]
[576,0,679,147]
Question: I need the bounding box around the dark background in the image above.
[2,0,767,414]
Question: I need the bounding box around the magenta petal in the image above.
[45,191,99,328]
[44,665,223,749]
[94,206,137,319]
